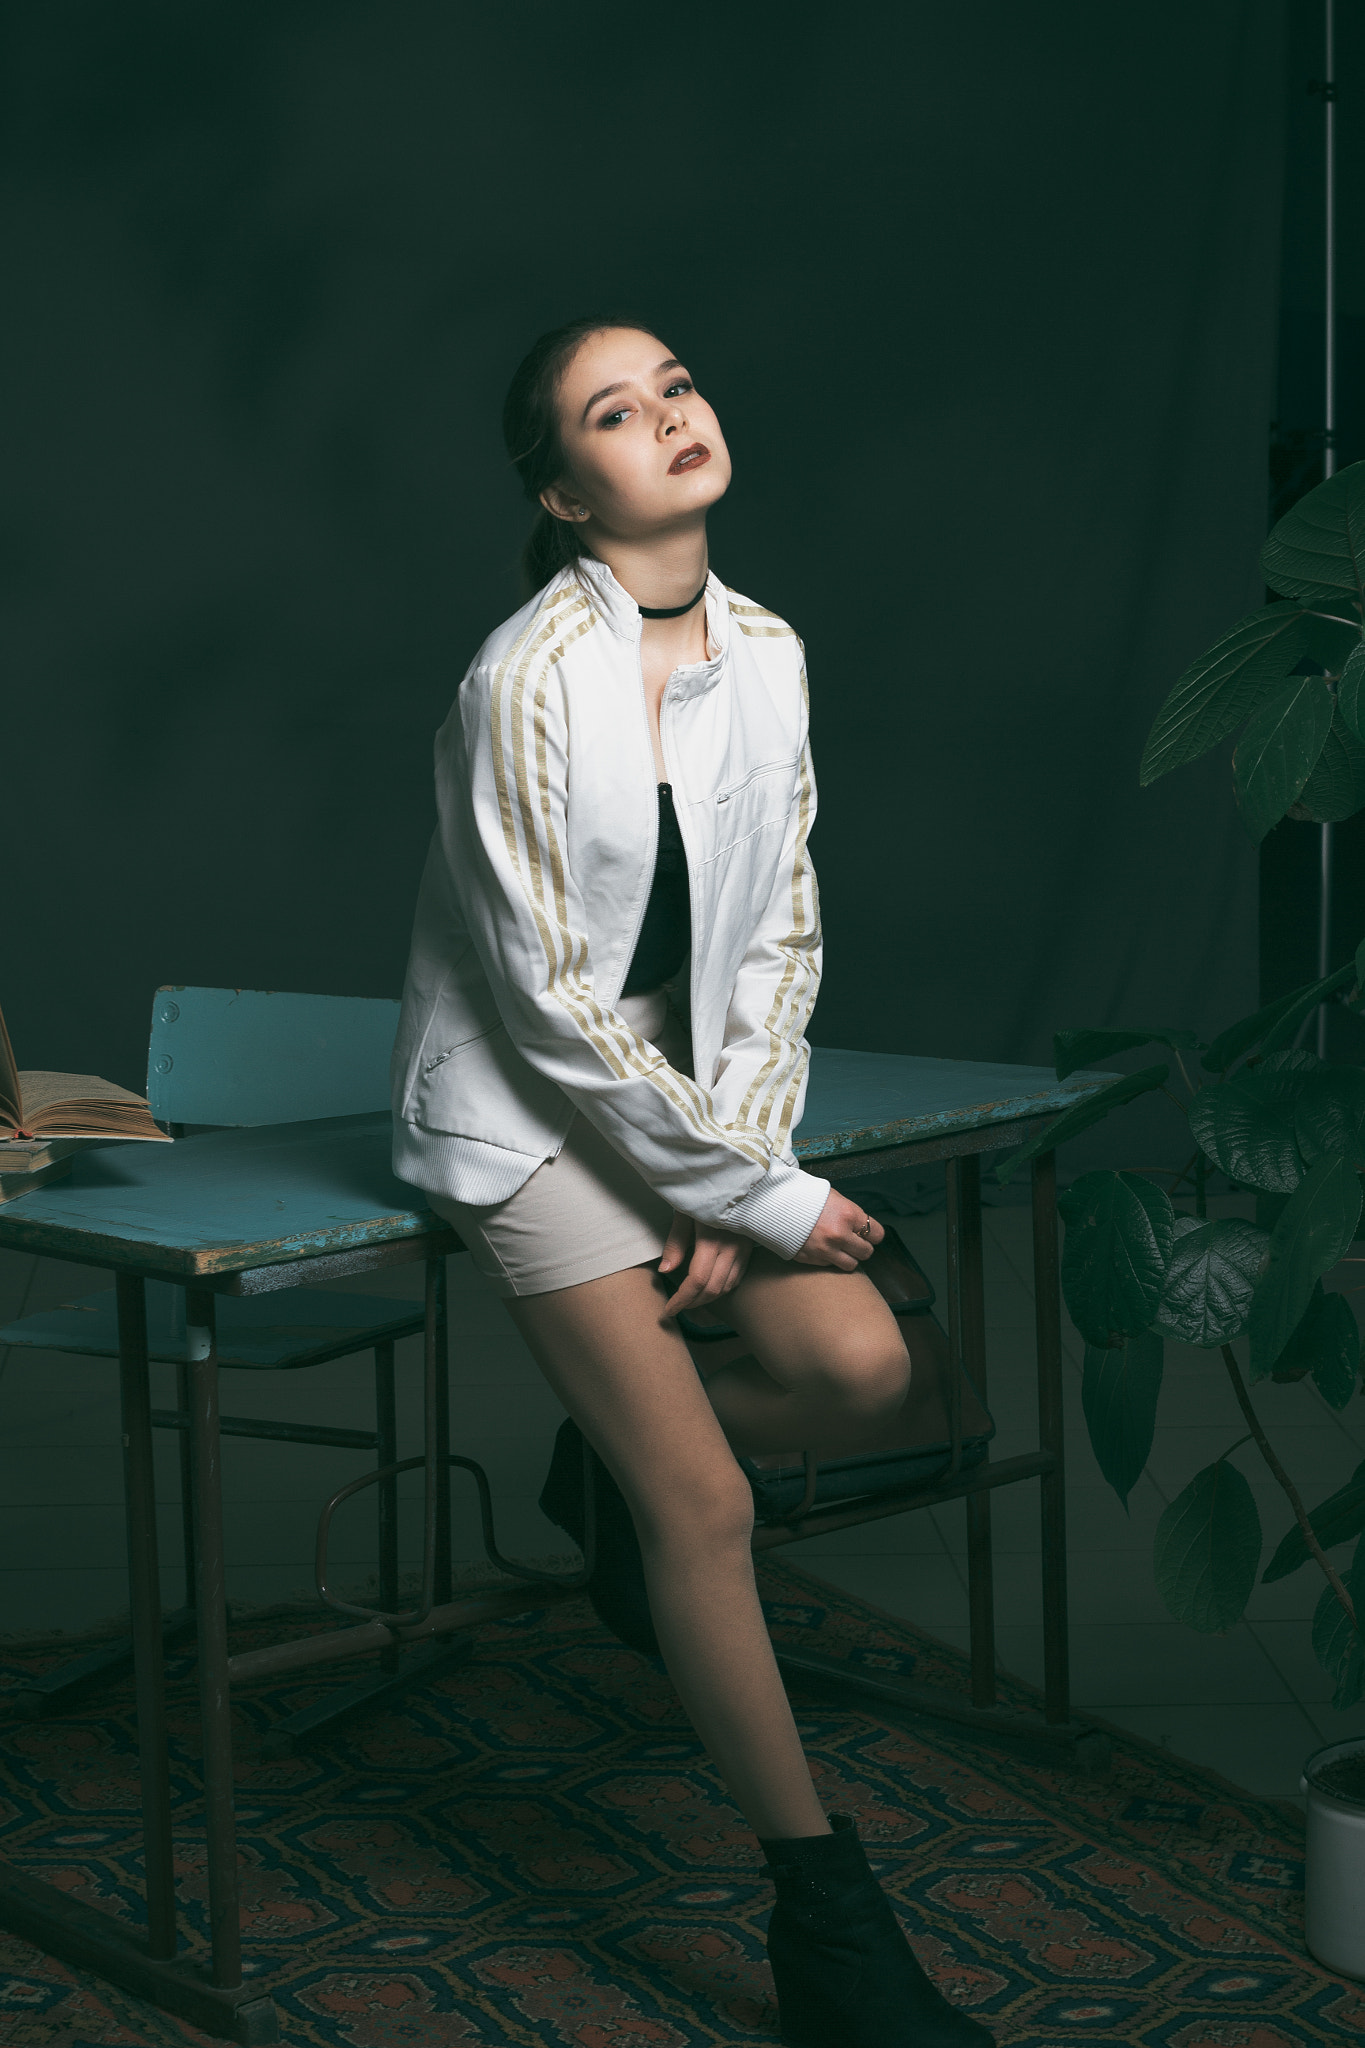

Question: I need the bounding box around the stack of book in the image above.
[0,1001,171,1203]
[0,1136,94,1203]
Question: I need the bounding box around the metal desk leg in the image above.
[177,1351,197,1612]
[429,1257,452,1605]
[1032,1149,1071,1725]
[117,1275,177,1959]
[0,1279,278,2043]
[949,1157,995,1708]
[254,1270,474,1759]
[184,1289,242,1991]
[375,1339,399,1675]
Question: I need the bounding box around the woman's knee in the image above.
[630,1453,755,1553]
[820,1324,912,1420]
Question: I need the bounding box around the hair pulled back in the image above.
[502,313,658,594]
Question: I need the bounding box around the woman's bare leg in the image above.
[509,1263,830,1841]
[688,1254,915,1457]
[686,1254,991,1467]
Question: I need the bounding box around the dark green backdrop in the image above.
[5,3,1283,1163]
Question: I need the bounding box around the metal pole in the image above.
[116,1275,178,1959]
[1032,1151,1072,1725]
[1318,0,1337,1056]
[374,1340,399,1674]
[957,1155,996,1710]
[184,1288,242,1990]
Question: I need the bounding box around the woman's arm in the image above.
[707,704,822,1168]
[439,658,830,1259]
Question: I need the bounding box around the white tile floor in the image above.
[1,1199,1361,1802]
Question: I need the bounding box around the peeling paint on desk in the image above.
[0,1057,1117,1281]
[791,1051,1112,1161]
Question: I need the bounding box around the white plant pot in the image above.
[1302,1738,1365,1980]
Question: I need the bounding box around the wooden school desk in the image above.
[0,1050,1105,2043]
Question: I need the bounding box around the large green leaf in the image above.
[1296,1066,1365,1167]
[1232,675,1335,844]
[994,1064,1170,1185]
[1053,1028,1201,1083]
[1247,1151,1363,1377]
[1140,606,1310,785]
[1059,1170,1176,1347]
[1335,642,1365,744]
[1202,961,1358,1073]
[1288,712,1365,824]
[1154,1459,1262,1632]
[1261,460,1365,603]
[1263,1459,1365,1580]
[1312,1536,1365,1710]
[1312,1292,1361,1408]
[1187,1058,1316,1193]
[1152,1218,1267,1346]
[1268,1283,1360,1408]
[1304,609,1364,673]
[1082,1335,1163,1507]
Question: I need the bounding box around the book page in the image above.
[17,1071,170,1141]
[0,1003,20,1134]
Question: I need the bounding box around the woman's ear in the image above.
[539,482,590,523]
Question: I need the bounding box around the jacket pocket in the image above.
[420,976,506,1073]
[702,755,799,863]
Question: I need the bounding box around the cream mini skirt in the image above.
[426,989,690,1298]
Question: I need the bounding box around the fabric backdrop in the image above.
[3,2,1284,1171]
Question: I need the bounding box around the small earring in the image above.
[574,507,590,521]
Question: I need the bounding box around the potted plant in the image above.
[999,461,1365,1977]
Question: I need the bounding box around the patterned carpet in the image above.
[0,1556,1360,2047]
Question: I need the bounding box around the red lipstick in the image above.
[668,442,710,476]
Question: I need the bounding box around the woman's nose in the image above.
[659,405,686,437]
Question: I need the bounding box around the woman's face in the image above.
[544,327,732,540]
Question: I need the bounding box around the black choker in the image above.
[638,581,707,620]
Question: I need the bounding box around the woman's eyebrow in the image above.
[581,359,684,423]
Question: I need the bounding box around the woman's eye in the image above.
[600,406,632,428]
[664,380,693,397]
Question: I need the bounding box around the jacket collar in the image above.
[570,555,729,693]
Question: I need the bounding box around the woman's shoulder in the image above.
[720,582,804,655]
[463,573,586,686]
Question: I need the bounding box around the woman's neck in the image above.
[583,522,709,617]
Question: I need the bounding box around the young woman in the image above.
[391,317,993,2046]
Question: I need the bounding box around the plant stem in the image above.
[1170,1048,1194,1094]
[1220,1344,1357,1630]
[1195,1153,1207,1221]
[1168,1147,1200,1197]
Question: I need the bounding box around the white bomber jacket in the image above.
[390,554,831,1258]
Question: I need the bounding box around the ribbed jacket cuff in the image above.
[724,1166,830,1260]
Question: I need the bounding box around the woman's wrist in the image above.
[722,1166,831,1260]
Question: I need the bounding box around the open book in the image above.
[0,1001,170,1142]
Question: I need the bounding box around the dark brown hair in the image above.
[502,313,660,593]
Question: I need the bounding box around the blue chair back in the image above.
[146,986,400,1127]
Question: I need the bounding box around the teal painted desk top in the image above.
[0,1052,1111,1278]
[793,1050,1108,1162]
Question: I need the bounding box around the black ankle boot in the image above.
[760,1813,994,2046]
[538,1419,662,1661]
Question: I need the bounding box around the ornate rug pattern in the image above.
[0,1557,1360,2046]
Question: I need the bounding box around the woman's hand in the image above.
[658,1212,753,1318]
[795,1191,885,1270]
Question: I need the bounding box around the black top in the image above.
[621,783,692,995]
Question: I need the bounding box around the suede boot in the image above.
[760,1813,994,2046]
[539,1418,662,1660]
